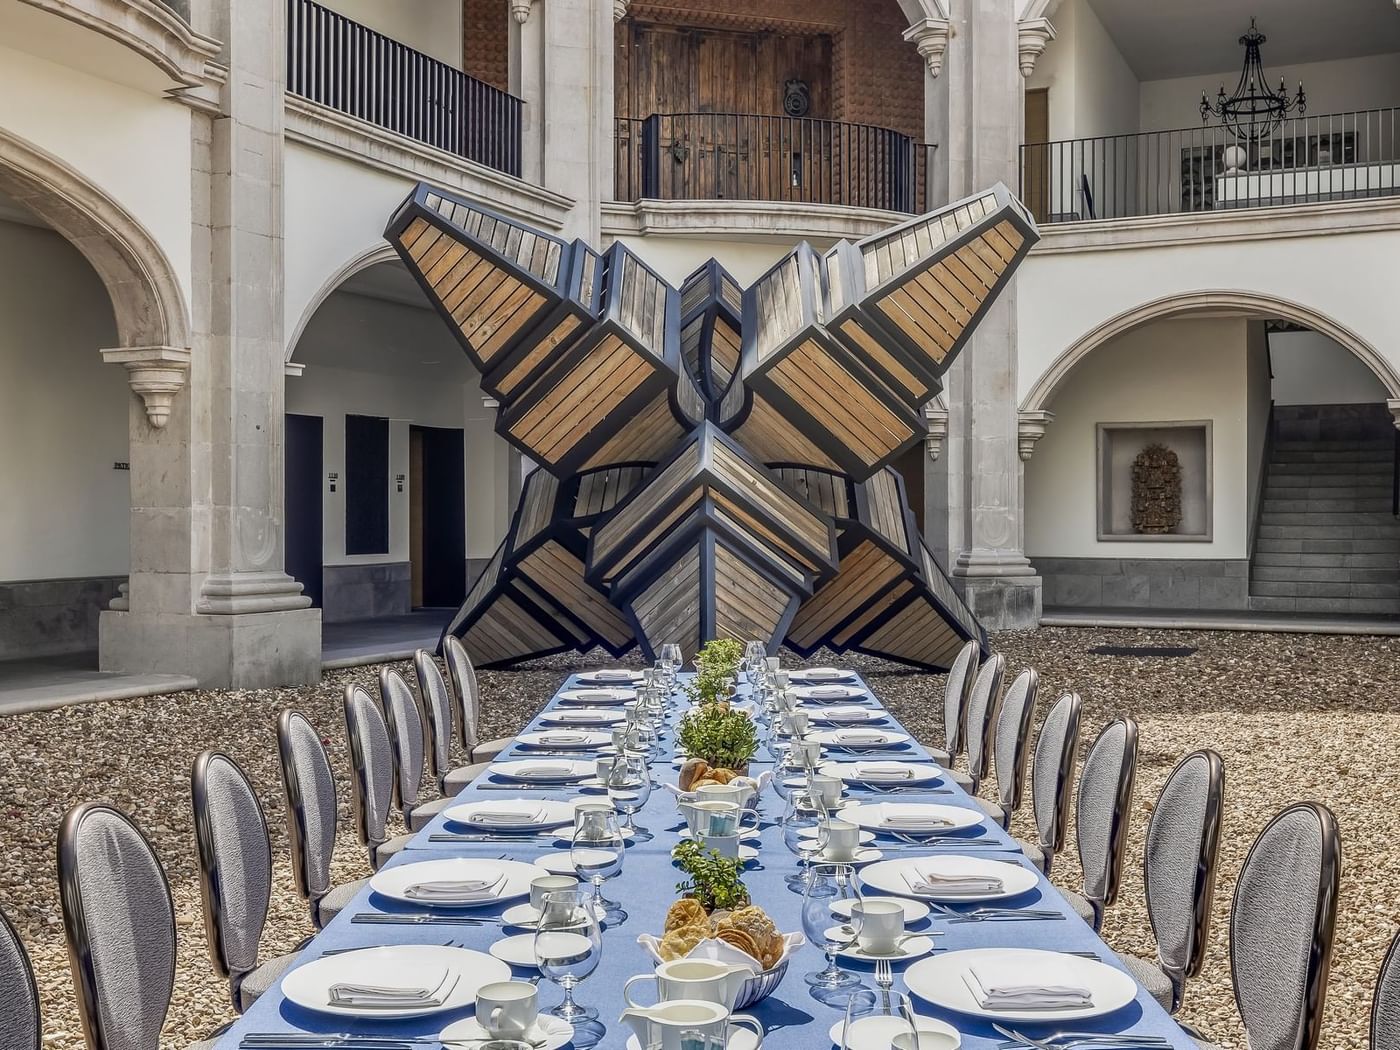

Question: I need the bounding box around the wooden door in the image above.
[1024,88,1050,223]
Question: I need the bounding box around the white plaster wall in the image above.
[286,291,508,564]
[0,43,194,316]
[1027,0,1140,141]
[1269,329,1390,406]
[1025,317,1250,559]
[0,220,129,580]
[1140,52,1400,133]
[319,0,462,66]
[612,235,807,287]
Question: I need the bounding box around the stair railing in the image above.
[1248,403,1276,560]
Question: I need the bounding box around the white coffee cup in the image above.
[852,898,906,955]
[824,819,861,861]
[476,980,539,1040]
[622,958,749,1011]
[782,709,810,736]
[809,773,843,809]
[529,874,578,914]
[595,756,616,783]
[680,799,740,837]
[790,739,822,769]
[706,832,742,859]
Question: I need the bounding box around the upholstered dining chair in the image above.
[58,802,218,1050]
[0,905,39,1050]
[973,667,1039,829]
[1193,802,1340,1050]
[380,666,454,832]
[1016,691,1081,874]
[414,648,491,796]
[950,652,1005,793]
[1372,927,1400,1050]
[1116,749,1224,1015]
[1061,718,1138,931]
[276,709,368,930]
[925,638,980,768]
[191,751,299,1013]
[343,683,415,870]
[443,634,513,762]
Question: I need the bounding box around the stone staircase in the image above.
[1249,404,1400,616]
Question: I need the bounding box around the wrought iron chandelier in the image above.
[1200,19,1305,141]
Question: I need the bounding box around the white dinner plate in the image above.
[539,709,627,727]
[789,667,858,683]
[517,730,612,750]
[904,948,1139,1022]
[557,687,637,705]
[820,761,944,786]
[794,684,868,703]
[815,846,884,865]
[837,933,936,962]
[500,901,593,930]
[844,802,984,837]
[575,669,643,685]
[827,1014,961,1050]
[859,855,1038,903]
[369,858,544,908]
[444,798,584,831]
[441,1014,574,1050]
[807,706,885,725]
[489,930,597,970]
[489,759,597,783]
[812,729,911,749]
[280,944,507,1019]
[830,894,930,924]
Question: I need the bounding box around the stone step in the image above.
[1248,595,1400,616]
[1271,449,1394,464]
[1272,439,1394,453]
[1253,550,1400,569]
[1267,461,1393,477]
[1256,516,1400,532]
[1254,536,1400,555]
[1261,498,1394,514]
[1266,472,1392,489]
[1249,580,1400,599]
[1262,485,1392,501]
[1250,565,1400,584]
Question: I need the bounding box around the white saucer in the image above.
[488,932,544,968]
[537,848,623,875]
[626,1031,759,1050]
[830,895,930,924]
[816,846,883,865]
[679,826,761,843]
[441,1014,574,1050]
[801,826,876,845]
[827,1014,961,1050]
[551,825,635,845]
[500,902,591,930]
[837,933,936,962]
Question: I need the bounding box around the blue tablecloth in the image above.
[214,672,1191,1049]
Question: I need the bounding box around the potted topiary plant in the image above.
[672,840,750,912]
[677,702,759,775]
[686,638,746,706]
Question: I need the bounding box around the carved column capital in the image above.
[510,0,534,25]
[924,404,950,460]
[1387,398,1400,430]
[613,0,628,20]
[1017,409,1054,460]
[1017,18,1056,78]
[101,345,191,428]
[902,17,952,79]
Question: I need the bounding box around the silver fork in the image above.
[993,1024,1169,1049]
[873,956,894,1014]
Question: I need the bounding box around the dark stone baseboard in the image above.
[1031,557,1251,611]
[0,576,125,659]
[322,562,412,623]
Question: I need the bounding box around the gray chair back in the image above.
[942,639,980,757]
[0,908,39,1050]
[963,653,1005,790]
[1030,691,1081,871]
[1232,802,1340,1050]
[379,666,426,819]
[191,751,272,1009]
[1373,928,1400,1050]
[414,649,454,792]
[1075,718,1139,928]
[1144,749,1224,1013]
[58,803,176,1050]
[443,634,482,752]
[343,683,394,862]
[992,668,1038,813]
[276,709,338,924]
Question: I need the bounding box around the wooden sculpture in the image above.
[385,181,1038,668]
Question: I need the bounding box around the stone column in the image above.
[924,0,1041,629]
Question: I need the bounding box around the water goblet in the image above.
[781,790,829,889]
[534,889,603,1023]
[801,862,863,1003]
[571,804,625,922]
[607,750,654,842]
[840,987,922,1049]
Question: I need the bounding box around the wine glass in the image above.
[659,643,682,689]
[801,862,863,1003]
[571,804,626,922]
[534,888,602,1022]
[840,987,922,1049]
[781,789,829,889]
[607,751,653,842]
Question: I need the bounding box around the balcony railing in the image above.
[616,113,936,214]
[1021,107,1400,224]
[287,0,522,176]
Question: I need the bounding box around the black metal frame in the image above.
[996,667,1040,816]
[0,906,40,1050]
[413,650,455,795]
[377,666,423,819]
[963,654,1006,793]
[1036,691,1083,875]
[58,802,176,1050]
[1371,926,1400,1049]
[276,709,336,928]
[1079,718,1140,928]
[341,684,387,865]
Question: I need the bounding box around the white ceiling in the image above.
[337,260,433,310]
[1084,0,1400,80]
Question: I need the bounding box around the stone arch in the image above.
[286,243,400,362]
[1020,289,1400,414]
[0,127,189,351]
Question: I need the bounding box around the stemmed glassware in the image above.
[840,987,922,1049]
[534,888,603,1023]
[607,750,653,842]
[571,804,626,923]
[659,643,682,691]
[801,862,863,1003]
[781,789,830,889]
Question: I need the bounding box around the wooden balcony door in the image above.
[1024,87,1050,223]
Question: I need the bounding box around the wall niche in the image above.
[1096,421,1212,542]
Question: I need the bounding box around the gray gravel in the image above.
[2,627,1393,1048]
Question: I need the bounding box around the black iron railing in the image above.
[287,0,523,176]
[1021,107,1400,224]
[616,113,936,214]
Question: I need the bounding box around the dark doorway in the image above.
[285,413,324,608]
[345,414,390,555]
[410,425,467,608]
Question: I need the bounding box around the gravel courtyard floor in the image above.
[3,626,1397,1048]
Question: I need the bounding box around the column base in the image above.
[99,606,322,688]
[959,575,1043,631]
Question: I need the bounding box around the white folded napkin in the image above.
[404,874,505,901]
[902,868,1004,896]
[879,807,953,830]
[470,806,545,825]
[965,967,1093,1009]
[855,762,915,781]
[806,685,850,697]
[560,711,610,722]
[821,707,870,723]
[588,669,634,681]
[834,730,887,744]
[328,970,450,1007]
[511,763,576,778]
[539,732,590,745]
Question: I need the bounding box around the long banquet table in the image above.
[214,670,1193,1049]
